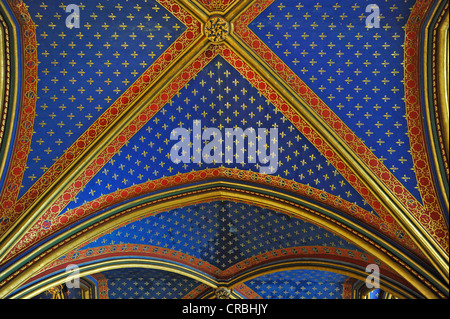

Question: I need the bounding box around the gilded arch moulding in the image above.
[0,1,21,200]
[9,257,420,299]
[7,167,425,265]
[0,187,444,299]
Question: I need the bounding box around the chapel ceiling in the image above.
[0,0,448,299]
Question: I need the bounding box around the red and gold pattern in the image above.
[197,0,238,12]
[4,185,438,297]
[0,0,38,220]
[18,168,392,253]
[403,0,449,248]
[34,244,404,289]
[342,277,357,299]
[2,186,443,297]
[0,12,12,148]
[233,284,263,299]
[90,273,108,299]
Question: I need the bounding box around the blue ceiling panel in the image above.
[61,55,375,216]
[100,267,202,299]
[244,269,348,299]
[20,0,185,197]
[249,0,421,202]
[79,200,364,270]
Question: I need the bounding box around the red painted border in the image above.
[234,284,263,299]
[342,277,357,299]
[403,0,448,249]
[197,0,238,12]
[34,245,401,286]
[0,0,443,299]
[1,182,438,296]
[90,272,108,299]
[12,168,391,260]
[0,0,38,226]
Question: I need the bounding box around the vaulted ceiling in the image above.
[0,0,448,299]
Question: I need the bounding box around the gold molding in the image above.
[0,13,5,122]
[0,1,20,200]
[16,259,219,299]
[227,261,413,299]
[423,1,449,217]
[420,0,450,285]
[178,0,209,21]
[438,9,449,175]
[15,259,416,299]
[0,186,441,298]
[12,181,446,294]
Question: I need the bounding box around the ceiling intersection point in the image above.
[204,16,229,43]
[214,287,231,299]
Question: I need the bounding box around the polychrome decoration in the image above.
[0,0,448,300]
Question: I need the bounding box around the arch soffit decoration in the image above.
[1,187,443,299]
[0,0,20,194]
[13,259,421,299]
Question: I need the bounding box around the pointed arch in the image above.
[0,182,443,298]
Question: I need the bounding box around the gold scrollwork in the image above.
[204,16,229,43]
[215,287,231,299]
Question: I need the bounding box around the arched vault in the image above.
[0,0,448,299]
